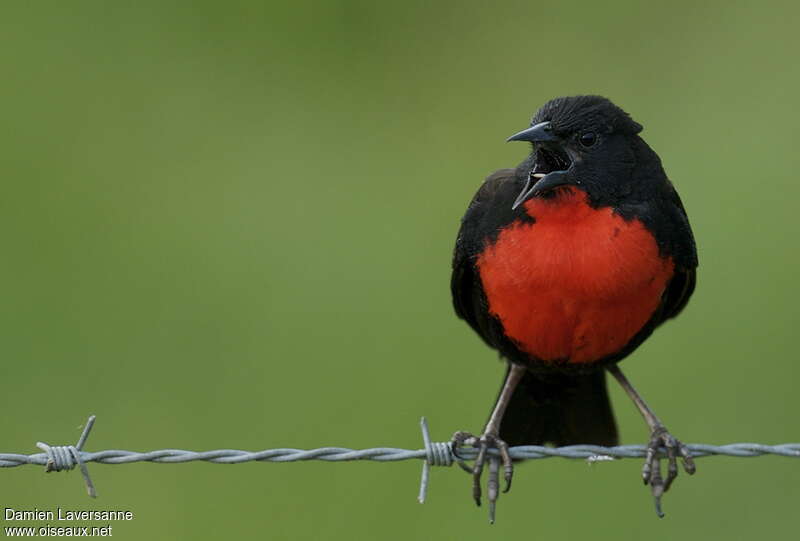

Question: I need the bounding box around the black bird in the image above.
[450,95,697,521]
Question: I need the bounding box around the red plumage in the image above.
[477,187,674,364]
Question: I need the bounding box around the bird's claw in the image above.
[643,425,695,518]
[450,430,513,523]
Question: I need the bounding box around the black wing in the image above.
[651,180,698,325]
[451,169,524,350]
[658,266,696,323]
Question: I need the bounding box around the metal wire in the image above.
[3,415,799,501]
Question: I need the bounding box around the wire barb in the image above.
[418,417,454,503]
[2,416,799,500]
[35,415,97,498]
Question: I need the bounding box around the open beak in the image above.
[507,121,571,209]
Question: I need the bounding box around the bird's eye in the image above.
[579,132,597,147]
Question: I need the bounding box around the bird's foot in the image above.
[450,430,513,523]
[643,425,696,518]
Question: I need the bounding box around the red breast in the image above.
[476,187,674,364]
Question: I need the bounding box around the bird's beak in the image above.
[506,121,559,143]
[511,171,569,209]
[507,121,571,209]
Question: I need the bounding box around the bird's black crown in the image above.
[532,95,643,136]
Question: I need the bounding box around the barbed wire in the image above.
[2,416,798,503]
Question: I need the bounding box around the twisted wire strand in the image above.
[7,442,800,468]
[3,416,798,501]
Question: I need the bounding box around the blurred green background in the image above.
[1,1,798,539]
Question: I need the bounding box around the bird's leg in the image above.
[451,363,526,523]
[607,364,695,517]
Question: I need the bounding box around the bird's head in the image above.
[507,96,645,209]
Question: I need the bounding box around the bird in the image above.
[450,95,697,522]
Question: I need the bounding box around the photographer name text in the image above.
[4,509,133,522]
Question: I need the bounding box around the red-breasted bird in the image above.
[450,96,697,522]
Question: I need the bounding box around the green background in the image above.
[2,1,798,539]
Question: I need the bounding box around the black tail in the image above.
[498,369,618,446]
